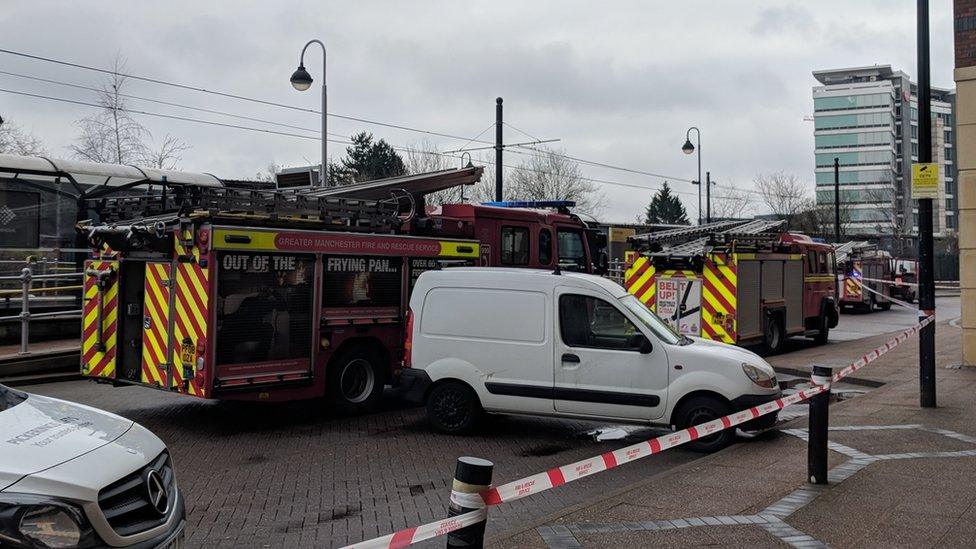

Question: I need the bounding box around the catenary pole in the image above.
[495,97,503,202]
[834,157,841,243]
[917,0,936,407]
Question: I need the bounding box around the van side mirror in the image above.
[628,333,653,354]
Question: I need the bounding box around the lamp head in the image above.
[290,65,313,91]
[681,139,695,155]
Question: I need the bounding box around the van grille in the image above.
[97,451,174,536]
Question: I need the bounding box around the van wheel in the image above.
[327,347,385,414]
[762,316,785,355]
[674,396,734,453]
[427,381,482,434]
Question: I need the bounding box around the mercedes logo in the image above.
[142,469,169,516]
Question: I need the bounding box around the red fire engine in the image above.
[624,220,839,354]
[79,169,601,411]
[834,242,894,312]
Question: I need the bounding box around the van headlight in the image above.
[0,494,93,548]
[742,363,777,389]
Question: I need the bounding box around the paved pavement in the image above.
[828,295,959,343]
[22,382,698,548]
[496,314,976,548]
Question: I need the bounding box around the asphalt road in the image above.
[15,298,957,548]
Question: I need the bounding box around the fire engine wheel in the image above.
[327,348,384,414]
[674,395,735,453]
[426,381,483,435]
[879,301,892,311]
[762,316,786,355]
[814,312,829,345]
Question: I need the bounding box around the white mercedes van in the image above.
[401,268,780,452]
[0,384,185,548]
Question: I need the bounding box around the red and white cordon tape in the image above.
[851,278,919,312]
[857,276,958,291]
[342,312,936,549]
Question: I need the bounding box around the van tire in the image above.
[673,395,735,453]
[426,381,482,434]
[326,346,385,415]
[762,315,786,355]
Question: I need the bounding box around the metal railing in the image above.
[605,259,627,286]
[0,266,84,355]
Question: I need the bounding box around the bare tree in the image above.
[141,135,190,169]
[0,117,46,155]
[709,181,752,220]
[69,55,188,167]
[753,171,813,229]
[507,149,606,216]
[404,140,465,205]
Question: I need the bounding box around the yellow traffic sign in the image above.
[911,163,939,199]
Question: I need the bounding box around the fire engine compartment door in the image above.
[736,260,761,339]
[141,262,173,388]
[784,259,804,333]
[82,260,120,379]
[654,278,701,336]
[214,251,315,386]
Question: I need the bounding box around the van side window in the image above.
[539,229,553,265]
[501,226,529,265]
[559,294,641,351]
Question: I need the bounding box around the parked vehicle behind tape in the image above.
[401,268,781,452]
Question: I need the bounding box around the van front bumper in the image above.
[398,368,432,405]
[730,392,781,431]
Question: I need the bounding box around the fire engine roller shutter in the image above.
[784,259,804,332]
[761,260,785,302]
[81,260,119,379]
[701,255,737,344]
[736,259,761,339]
[171,235,210,396]
[141,262,172,388]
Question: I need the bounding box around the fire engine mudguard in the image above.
[398,368,433,405]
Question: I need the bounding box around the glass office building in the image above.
[812,65,956,237]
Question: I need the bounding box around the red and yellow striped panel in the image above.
[171,236,209,397]
[81,260,119,379]
[844,277,861,300]
[625,255,657,310]
[701,254,737,344]
[141,262,171,387]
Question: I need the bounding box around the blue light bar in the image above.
[481,200,577,209]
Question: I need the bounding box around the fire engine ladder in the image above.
[85,186,403,232]
[630,219,749,249]
[647,219,786,258]
[833,241,874,264]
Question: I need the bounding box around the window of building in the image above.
[911,126,918,138]
[816,150,893,168]
[947,216,957,229]
[945,148,953,161]
[945,129,952,143]
[539,228,553,266]
[501,226,530,265]
[559,294,641,351]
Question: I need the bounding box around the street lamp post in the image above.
[682,127,702,225]
[290,39,328,187]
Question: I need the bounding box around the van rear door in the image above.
[553,287,668,421]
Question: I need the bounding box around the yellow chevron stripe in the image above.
[625,256,648,280]
[175,275,206,335]
[629,268,654,297]
[703,269,735,310]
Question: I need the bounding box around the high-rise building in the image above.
[812,65,956,238]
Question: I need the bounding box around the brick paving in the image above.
[23,382,700,548]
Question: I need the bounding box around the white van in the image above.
[401,268,780,452]
[0,384,185,547]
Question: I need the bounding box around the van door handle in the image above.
[561,353,580,364]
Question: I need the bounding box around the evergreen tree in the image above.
[644,182,690,225]
[337,131,406,183]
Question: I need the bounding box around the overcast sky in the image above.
[0,0,957,221]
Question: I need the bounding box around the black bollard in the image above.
[807,365,832,485]
[447,456,494,548]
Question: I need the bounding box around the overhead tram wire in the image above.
[1,49,704,187]
[0,85,700,199]
[0,47,498,146]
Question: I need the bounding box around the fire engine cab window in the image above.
[818,252,828,273]
[539,229,553,265]
[559,294,641,350]
[557,229,586,269]
[501,226,529,265]
[215,253,313,365]
[808,251,819,273]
